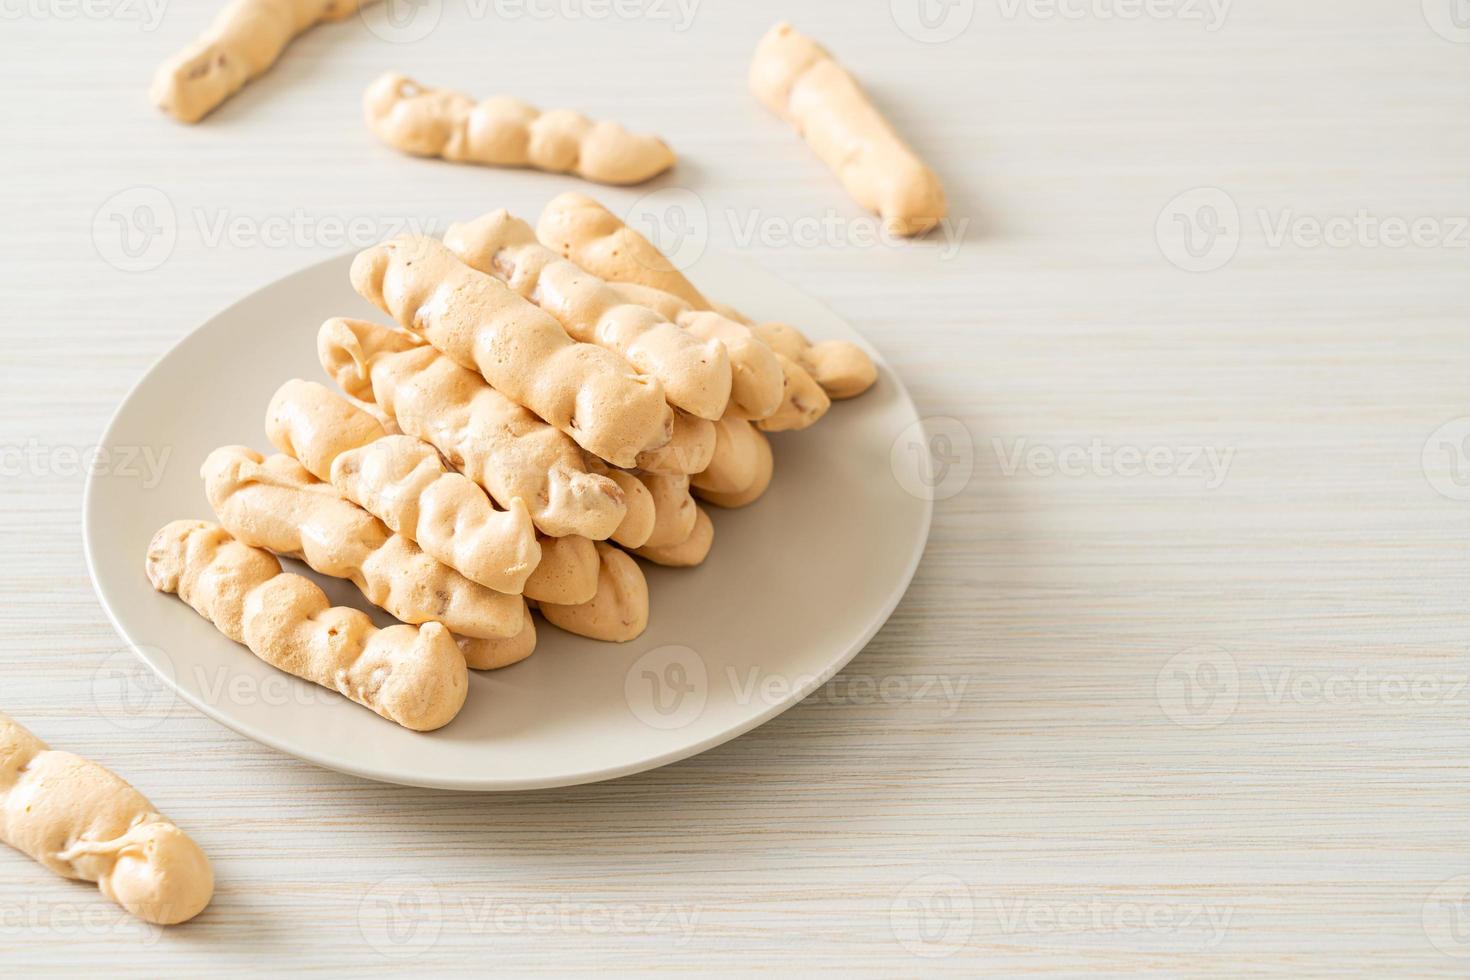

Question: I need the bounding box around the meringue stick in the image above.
[691,415,768,497]
[635,506,714,568]
[538,191,712,309]
[539,543,649,643]
[536,195,829,426]
[595,289,782,423]
[636,410,716,476]
[351,236,673,468]
[457,600,537,670]
[694,424,774,509]
[0,711,214,926]
[364,72,675,185]
[202,446,523,640]
[637,472,698,550]
[317,317,627,540]
[705,299,875,399]
[523,533,600,606]
[444,210,732,420]
[603,469,655,550]
[266,379,540,594]
[543,193,872,401]
[151,0,378,124]
[675,310,790,424]
[744,317,876,401]
[749,22,947,237]
[147,520,467,730]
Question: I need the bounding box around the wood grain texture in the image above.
[2,0,1469,973]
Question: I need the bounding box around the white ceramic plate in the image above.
[82,251,931,791]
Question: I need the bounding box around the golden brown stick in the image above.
[147,520,468,730]
[749,22,947,236]
[351,236,673,468]
[266,378,541,594]
[202,446,523,640]
[151,0,377,123]
[444,209,730,420]
[0,710,214,925]
[317,317,628,540]
[538,543,649,642]
[364,72,675,185]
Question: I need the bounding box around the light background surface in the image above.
[2,0,1469,973]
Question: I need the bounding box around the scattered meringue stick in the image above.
[351,236,673,468]
[202,446,523,640]
[148,520,467,729]
[635,505,714,568]
[444,210,731,420]
[266,379,541,595]
[0,710,214,926]
[151,0,379,124]
[749,22,947,237]
[635,410,716,476]
[317,317,628,541]
[536,194,835,426]
[363,72,675,185]
[457,600,537,671]
[538,543,649,643]
[694,424,774,510]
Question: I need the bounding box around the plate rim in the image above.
[82,250,933,792]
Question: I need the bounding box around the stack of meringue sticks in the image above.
[146,193,878,732]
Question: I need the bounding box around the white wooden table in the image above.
[2,0,1468,973]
